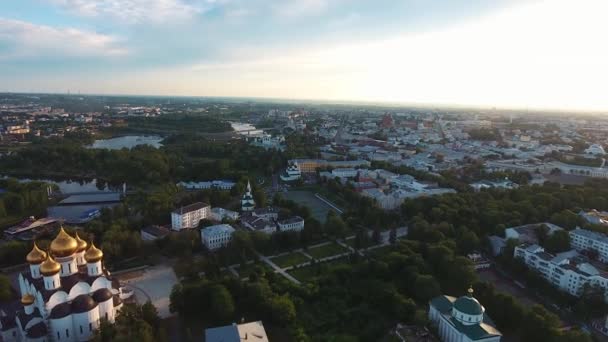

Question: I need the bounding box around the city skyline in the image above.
[1,0,607,111]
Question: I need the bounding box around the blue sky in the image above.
[1,0,607,110]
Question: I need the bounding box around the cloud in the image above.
[0,18,128,60]
[47,0,208,23]
[272,0,331,17]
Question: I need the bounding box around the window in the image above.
[105,312,108,320]
[80,326,83,334]
[66,329,69,338]
[90,323,93,331]
[57,332,60,340]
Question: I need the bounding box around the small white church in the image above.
[429,287,502,342]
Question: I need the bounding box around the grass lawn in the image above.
[366,245,395,257]
[270,251,310,268]
[288,257,350,282]
[306,242,348,259]
[344,238,356,248]
[236,262,272,279]
[344,238,375,249]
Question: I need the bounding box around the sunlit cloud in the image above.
[0,18,128,59]
[47,0,208,23]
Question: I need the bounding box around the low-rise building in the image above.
[210,207,240,222]
[140,225,171,241]
[487,236,506,256]
[470,180,518,191]
[201,224,235,250]
[290,159,370,173]
[171,202,211,231]
[467,252,491,270]
[504,223,564,244]
[514,244,608,299]
[277,216,305,232]
[240,216,277,235]
[252,207,280,220]
[579,210,608,226]
[177,180,236,190]
[205,321,268,342]
[570,227,608,263]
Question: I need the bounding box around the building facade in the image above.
[201,224,235,250]
[0,228,126,342]
[514,243,608,298]
[429,287,501,342]
[570,228,608,263]
[277,216,305,232]
[171,202,211,231]
[280,162,302,182]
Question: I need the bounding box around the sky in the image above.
[1,0,607,111]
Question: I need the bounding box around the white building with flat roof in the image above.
[514,244,608,299]
[171,202,211,231]
[585,144,606,155]
[504,223,564,244]
[579,210,608,226]
[570,228,608,263]
[210,207,239,222]
[201,224,235,250]
[277,216,305,232]
[205,321,268,342]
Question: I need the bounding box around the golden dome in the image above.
[26,242,47,264]
[50,227,78,257]
[84,243,103,263]
[21,293,35,306]
[40,255,61,276]
[74,232,88,253]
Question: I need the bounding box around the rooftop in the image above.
[201,224,235,236]
[570,227,608,244]
[172,202,210,215]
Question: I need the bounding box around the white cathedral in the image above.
[0,228,127,342]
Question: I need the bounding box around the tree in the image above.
[544,230,570,254]
[325,214,347,238]
[521,305,560,342]
[389,227,397,245]
[0,275,12,302]
[372,228,382,244]
[92,304,162,342]
[141,301,161,328]
[209,284,235,323]
[413,275,440,302]
[534,224,549,246]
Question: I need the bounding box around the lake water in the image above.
[2,177,118,194]
[89,135,163,150]
[230,122,262,135]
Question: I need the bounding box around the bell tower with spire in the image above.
[241,180,255,212]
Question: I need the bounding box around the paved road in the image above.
[256,252,301,285]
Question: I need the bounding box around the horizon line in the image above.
[1,90,607,115]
